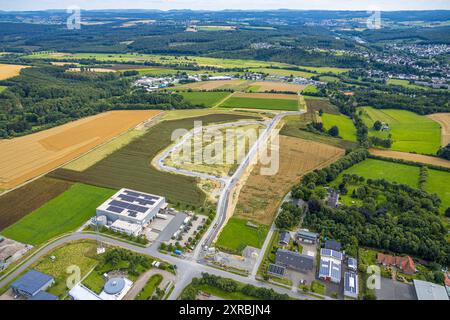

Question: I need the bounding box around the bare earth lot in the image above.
[428,113,450,146]
[369,148,450,169]
[234,136,345,225]
[0,110,161,189]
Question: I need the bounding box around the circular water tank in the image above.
[103,277,125,295]
[96,215,107,226]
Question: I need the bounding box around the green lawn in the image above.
[310,281,326,295]
[83,269,106,294]
[221,97,299,111]
[33,241,99,298]
[135,274,163,300]
[321,113,357,141]
[302,85,318,95]
[216,217,269,254]
[426,169,450,212]
[1,183,116,245]
[180,91,231,107]
[360,107,441,154]
[335,159,421,188]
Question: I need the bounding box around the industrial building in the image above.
[10,269,56,299]
[413,279,449,300]
[296,230,319,244]
[69,277,133,301]
[344,272,359,299]
[318,248,343,284]
[96,188,166,235]
[275,249,314,272]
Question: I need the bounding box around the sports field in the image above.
[0,63,28,80]
[180,91,232,107]
[0,110,160,189]
[321,113,357,141]
[1,183,116,245]
[215,217,269,253]
[220,94,299,111]
[360,107,441,154]
[50,114,258,207]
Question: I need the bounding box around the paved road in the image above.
[0,232,327,300]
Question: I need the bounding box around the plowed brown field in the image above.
[234,136,345,225]
[369,148,450,169]
[0,110,161,189]
[428,113,450,146]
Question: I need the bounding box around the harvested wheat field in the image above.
[234,136,345,225]
[0,110,161,189]
[177,80,248,90]
[0,64,28,80]
[233,92,299,100]
[428,113,450,146]
[251,81,305,93]
[369,148,450,169]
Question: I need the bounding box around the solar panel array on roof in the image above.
[108,200,148,213]
[319,258,341,283]
[348,257,357,270]
[344,272,358,297]
[320,248,343,260]
[107,206,123,214]
[267,264,285,277]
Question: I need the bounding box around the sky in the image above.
[1,0,449,11]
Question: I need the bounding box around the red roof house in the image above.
[376,253,417,275]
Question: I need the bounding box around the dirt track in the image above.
[369,148,450,169]
[0,110,161,189]
[428,113,450,146]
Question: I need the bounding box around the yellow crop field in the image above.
[0,110,161,189]
[0,64,28,80]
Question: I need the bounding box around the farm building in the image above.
[377,253,416,275]
[279,231,291,245]
[296,230,319,244]
[413,280,449,300]
[275,249,314,272]
[10,269,55,298]
[344,272,359,299]
[319,248,343,284]
[96,188,166,227]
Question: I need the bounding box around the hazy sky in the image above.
[1,0,449,11]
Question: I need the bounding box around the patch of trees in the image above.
[0,66,203,138]
[303,177,450,265]
[437,144,450,160]
[369,136,393,148]
[275,202,303,230]
[179,273,290,300]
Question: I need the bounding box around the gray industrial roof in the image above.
[413,279,449,300]
[11,269,54,296]
[297,230,319,240]
[29,291,59,301]
[275,249,314,271]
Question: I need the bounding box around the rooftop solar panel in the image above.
[124,190,140,197]
[128,211,138,217]
[119,195,136,203]
[109,200,128,208]
[267,264,285,276]
[107,206,123,213]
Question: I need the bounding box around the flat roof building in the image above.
[344,272,358,299]
[318,257,342,283]
[11,269,54,298]
[320,248,343,261]
[275,249,314,273]
[413,279,449,300]
[96,188,165,226]
[110,220,143,236]
[296,230,319,243]
[29,291,59,300]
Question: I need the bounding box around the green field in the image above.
[136,274,163,300]
[50,114,258,207]
[221,97,299,111]
[360,107,441,154]
[1,184,116,245]
[387,79,426,90]
[249,68,314,78]
[335,159,421,187]
[33,241,99,298]
[426,169,450,212]
[0,86,7,92]
[319,76,340,82]
[302,85,318,95]
[321,113,357,141]
[216,217,269,254]
[180,91,231,107]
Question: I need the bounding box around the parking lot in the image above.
[375,277,416,300]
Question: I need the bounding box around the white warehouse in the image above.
[96,188,166,230]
